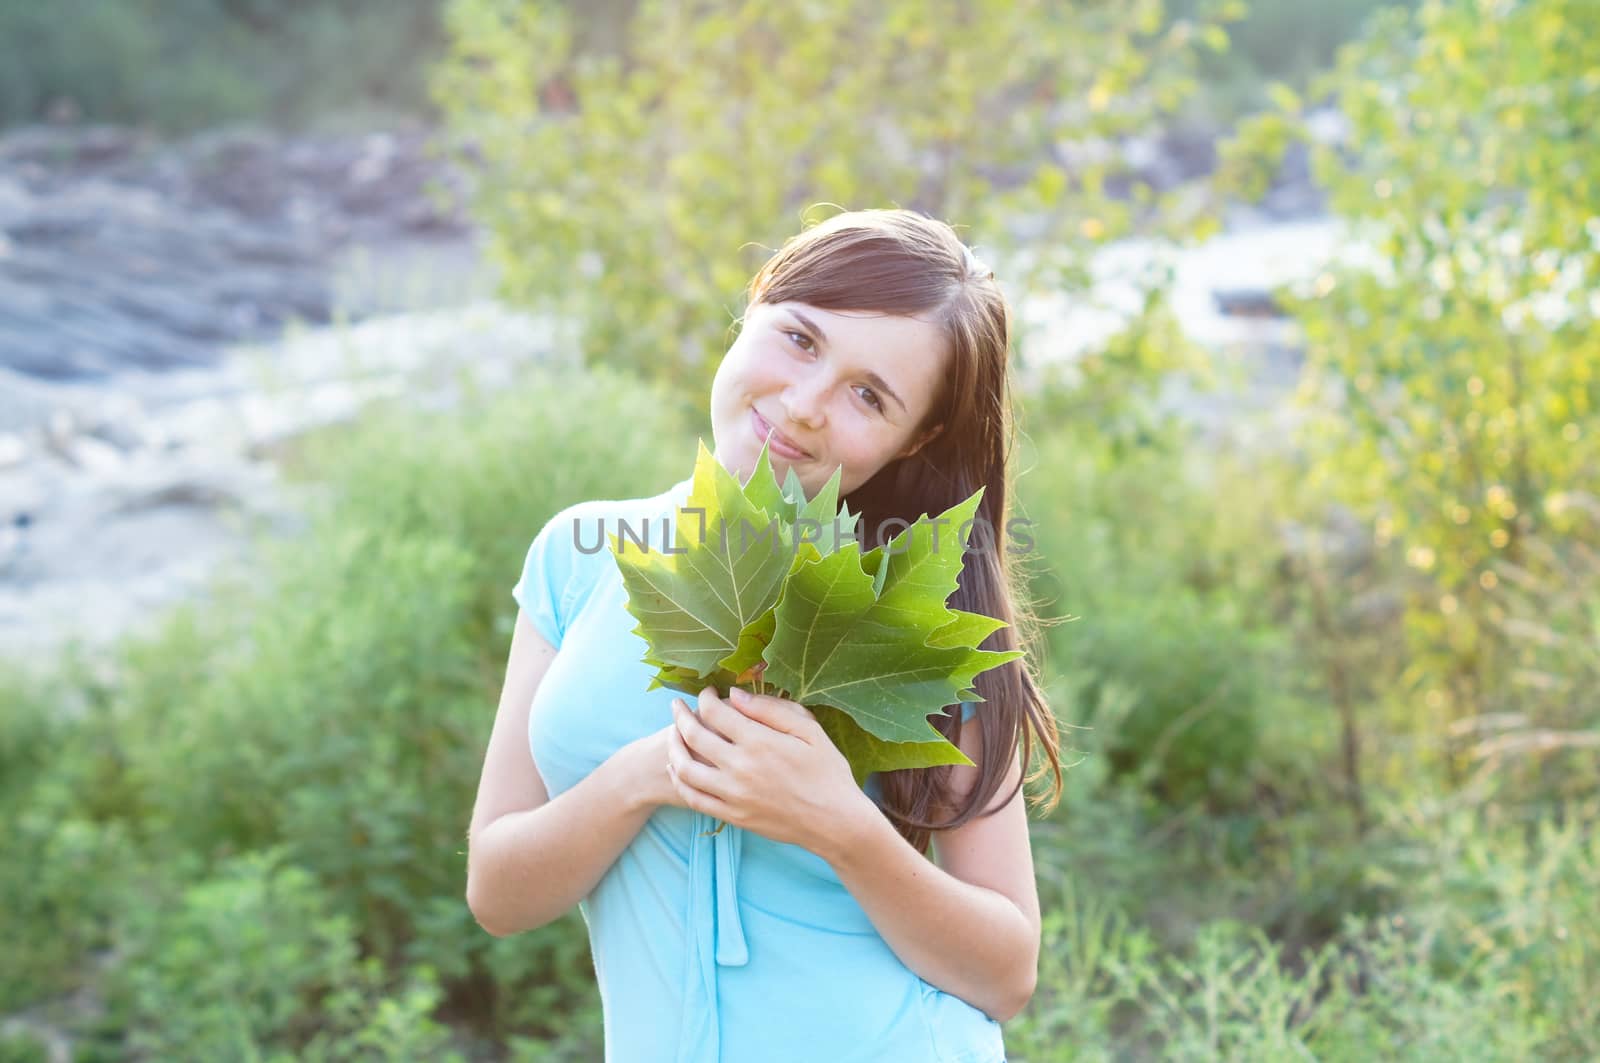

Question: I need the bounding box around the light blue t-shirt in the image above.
[512,476,1005,1063]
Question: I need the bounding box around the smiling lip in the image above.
[751,408,811,460]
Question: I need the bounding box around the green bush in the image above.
[285,363,695,579]
[1133,915,1549,1060]
[1076,798,1599,1059]
[103,847,464,1062]
[1475,520,1600,803]
[0,1030,49,1063]
[0,666,137,1011]
[1172,0,1414,120]
[1059,593,1267,809]
[403,897,603,1051]
[0,808,134,1011]
[1007,885,1561,1059]
[1014,407,1302,811]
[0,0,443,132]
[106,529,482,956]
[1385,803,1600,1059]
[0,666,61,809]
[107,848,360,1058]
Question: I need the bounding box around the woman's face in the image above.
[710,300,949,499]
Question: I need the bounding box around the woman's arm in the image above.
[465,611,675,937]
[668,685,1043,1024]
[666,685,1041,1020]
[820,725,1041,1023]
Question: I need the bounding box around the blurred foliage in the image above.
[1018,427,1278,811]
[104,848,463,1061]
[1222,0,1600,762]
[1172,0,1417,121]
[0,668,60,809]
[0,0,1403,137]
[1005,796,1595,1059]
[0,667,132,1012]
[0,1032,49,1063]
[0,0,442,132]
[434,0,1239,400]
[1011,298,1308,813]
[1386,801,1600,1059]
[1467,520,1600,803]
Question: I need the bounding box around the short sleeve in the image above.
[511,510,576,648]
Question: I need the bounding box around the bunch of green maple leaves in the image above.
[609,440,1021,786]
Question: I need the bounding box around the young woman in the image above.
[467,209,1063,1062]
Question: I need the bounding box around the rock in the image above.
[1277,506,1374,580]
[50,433,125,473]
[1212,288,1287,318]
[104,476,247,516]
[0,123,471,383]
[0,299,557,662]
[1161,122,1220,181]
[0,124,148,169]
[81,416,144,453]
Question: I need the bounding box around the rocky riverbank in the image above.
[0,122,471,384]
[0,300,571,664]
[0,122,555,664]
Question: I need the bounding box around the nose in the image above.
[780,373,827,430]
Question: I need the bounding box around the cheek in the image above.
[709,361,727,402]
[718,343,779,397]
[834,428,897,477]
[712,348,754,409]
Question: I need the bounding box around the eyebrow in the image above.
[788,309,908,414]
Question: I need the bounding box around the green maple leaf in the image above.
[814,704,973,788]
[614,439,854,687]
[744,446,859,555]
[610,440,794,678]
[615,442,1020,789]
[761,489,1023,752]
[717,606,777,687]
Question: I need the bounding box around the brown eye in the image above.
[785,330,814,352]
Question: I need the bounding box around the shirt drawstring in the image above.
[675,809,748,1063]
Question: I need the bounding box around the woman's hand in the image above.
[629,723,694,813]
[665,684,873,855]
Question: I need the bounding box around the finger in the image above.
[671,703,722,766]
[666,722,692,771]
[669,732,727,799]
[672,770,739,825]
[695,685,758,745]
[727,685,818,739]
[665,725,694,777]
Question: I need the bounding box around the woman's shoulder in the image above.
[536,477,692,535]
[514,478,691,645]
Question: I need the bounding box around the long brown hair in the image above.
[742,208,1063,855]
